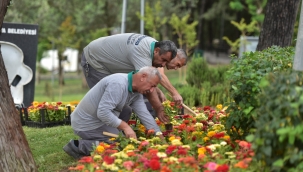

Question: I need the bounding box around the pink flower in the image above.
[123,161,134,170]
[204,162,218,171]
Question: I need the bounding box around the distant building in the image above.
[40,48,79,72]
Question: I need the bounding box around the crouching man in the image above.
[63,66,163,159]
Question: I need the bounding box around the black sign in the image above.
[0,22,39,107]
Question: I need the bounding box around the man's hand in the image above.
[123,127,137,140]
[156,109,170,124]
[118,121,137,139]
[171,93,183,105]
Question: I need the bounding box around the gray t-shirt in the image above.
[71,73,161,133]
[83,33,156,74]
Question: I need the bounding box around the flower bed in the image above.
[24,101,77,128]
[69,103,257,171]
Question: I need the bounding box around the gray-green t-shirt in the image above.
[71,73,161,133]
[83,33,156,74]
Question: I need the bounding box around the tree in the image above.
[0,0,38,171]
[256,0,300,51]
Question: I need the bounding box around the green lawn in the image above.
[23,125,79,172]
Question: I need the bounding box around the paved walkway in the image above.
[203,51,232,65]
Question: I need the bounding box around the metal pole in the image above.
[294,1,303,71]
[121,0,127,33]
[140,0,145,34]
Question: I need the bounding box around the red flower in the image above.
[128,120,137,125]
[213,132,225,139]
[182,114,191,119]
[183,120,190,124]
[170,101,175,107]
[203,106,211,111]
[57,101,62,105]
[78,156,93,163]
[166,145,177,154]
[103,155,115,164]
[177,147,188,155]
[149,159,161,170]
[215,164,229,172]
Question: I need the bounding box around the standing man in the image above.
[81,33,186,123]
[63,66,163,159]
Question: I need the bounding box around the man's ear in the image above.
[141,73,147,81]
[154,47,160,54]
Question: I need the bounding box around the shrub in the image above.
[225,46,294,139]
[186,57,229,88]
[181,57,230,107]
[247,71,303,171]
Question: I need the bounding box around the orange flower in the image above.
[234,158,252,169]
[160,166,172,172]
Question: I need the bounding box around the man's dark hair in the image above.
[155,40,177,59]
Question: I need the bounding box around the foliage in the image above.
[225,46,294,140]
[69,106,264,172]
[169,13,199,56]
[223,18,259,53]
[178,57,231,107]
[229,0,267,25]
[247,71,303,171]
[137,0,167,40]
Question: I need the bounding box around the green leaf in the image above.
[243,106,253,115]
[273,159,284,167]
[246,134,254,142]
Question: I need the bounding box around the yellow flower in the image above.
[93,155,102,161]
[207,131,216,137]
[216,104,223,110]
[96,145,105,153]
[109,138,116,141]
[203,137,210,142]
[114,159,123,164]
[123,144,135,151]
[138,124,146,133]
[168,136,175,142]
[223,135,230,141]
[171,139,183,146]
[198,147,206,155]
[32,101,39,107]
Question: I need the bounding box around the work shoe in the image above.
[63,139,83,160]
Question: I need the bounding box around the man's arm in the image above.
[158,68,183,104]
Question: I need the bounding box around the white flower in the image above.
[208,121,214,126]
[157,152,167,158]
[220,141,227,146]
[194,122,203,129]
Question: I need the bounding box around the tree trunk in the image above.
[0,1,38,171]
[256,0,300,51]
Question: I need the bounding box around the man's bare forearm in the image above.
[158,68,179,96]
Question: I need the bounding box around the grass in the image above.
[23,125,79,172]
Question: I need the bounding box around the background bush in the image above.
[248,71,303,171]
[164,57,231,107]
[225,46,294,140]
